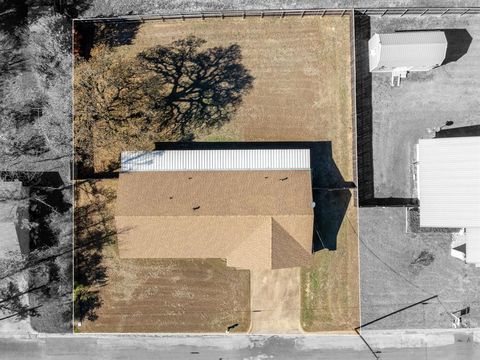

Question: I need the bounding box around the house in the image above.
[115,149,314,270]
[0,180,28,260]
[368,31,447,86]
[416,137,480,266]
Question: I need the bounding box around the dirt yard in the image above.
[75,180,250,333]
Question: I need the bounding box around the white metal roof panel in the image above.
[369,31,447,71]
[121,149,310,172]
[418,137,480,228]
[466,227,480,265]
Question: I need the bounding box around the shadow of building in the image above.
[354,14,374,204]
[442,29,472,65]
[435,124,480,138]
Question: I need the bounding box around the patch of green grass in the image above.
[198,133,240,142]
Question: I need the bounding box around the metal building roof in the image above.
[466,227,480,266]
[369,31,447,71]
[417,137,480,228]
[121,149,311,172]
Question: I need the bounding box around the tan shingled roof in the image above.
[116,171,313,270]
[116,171,313,216]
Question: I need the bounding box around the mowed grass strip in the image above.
[301,202,360,332]
[75,180,250,333]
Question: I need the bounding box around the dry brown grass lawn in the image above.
[75,179,250,333]
[81,16,354,178]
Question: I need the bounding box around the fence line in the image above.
[76,7,480,22]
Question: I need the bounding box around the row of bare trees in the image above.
[0,7,73,331]
[0,14,71,168]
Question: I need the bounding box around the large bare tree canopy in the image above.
[74,36,253,171]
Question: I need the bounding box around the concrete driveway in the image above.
[250,268,302,333]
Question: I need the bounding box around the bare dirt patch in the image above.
[75,180,250,333]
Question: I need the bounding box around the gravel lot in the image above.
[360,207,480,330]
[368,15,480,199]
[357,13,480,330]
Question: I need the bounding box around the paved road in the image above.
[1,333,479,360]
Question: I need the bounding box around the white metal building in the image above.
[369,31,447,85]
[417,137,480,266]
[121,149,310,172]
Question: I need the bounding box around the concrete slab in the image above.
[250,268,302,333]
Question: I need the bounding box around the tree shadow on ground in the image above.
[0,0,27,34]
[0,171,73,331]
[74,180,117,322]
[54,0,94,18]
[0,281,41,321]
[154,141,352,252]
[139,36,254,140]
[74,36,253,178]
[0,171,70,250]
[74,20,141,59]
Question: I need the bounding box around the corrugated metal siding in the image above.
[121,149,310,172]
[418,137,480,228]
[368,34,382,71]
[466,227,480,265]
[370,31,447,71]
